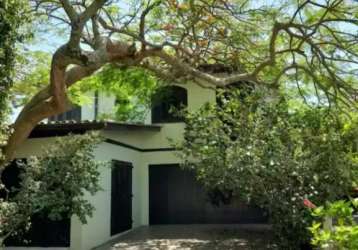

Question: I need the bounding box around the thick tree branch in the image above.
[59,0,77,21]
[139,1,162,50]
[3,38,139,163]
[66,0,107,50]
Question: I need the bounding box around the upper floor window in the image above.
[151,85,188,123]
[48,106,82,122]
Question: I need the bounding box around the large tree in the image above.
[2,0,357,165]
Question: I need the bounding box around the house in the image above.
[5,78,266,250]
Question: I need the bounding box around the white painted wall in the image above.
[97,93,116,118]
[68,144,184,250]
[81,92,116,121]
[76,142,142,250]
[103,81,216,149]
[81,92,95,121]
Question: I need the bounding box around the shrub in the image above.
[309,199,358,249]
[0,132,103,245]
[175,89,358,249]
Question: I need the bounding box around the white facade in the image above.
[9,81,217,250]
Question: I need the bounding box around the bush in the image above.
[175,89,358,249]
[309,199,358,249]
[0,132,103,245]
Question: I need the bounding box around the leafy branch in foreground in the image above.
[0,132,104,246]
[309,199,358,249]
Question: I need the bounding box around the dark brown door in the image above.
[111,160,133,235]
[149,164,267,224]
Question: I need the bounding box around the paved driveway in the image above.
[94,224,274,250]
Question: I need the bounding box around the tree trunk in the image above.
[323,216,334,250]
[0,237,4,250]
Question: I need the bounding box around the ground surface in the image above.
[94,224,275,250]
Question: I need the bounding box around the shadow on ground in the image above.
[95,224,276,250]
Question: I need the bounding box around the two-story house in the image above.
[5,76,266,250]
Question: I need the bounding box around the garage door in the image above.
[149,165,267,225]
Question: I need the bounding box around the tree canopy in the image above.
[1,0,358,163]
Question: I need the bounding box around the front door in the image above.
[111,160,133,236]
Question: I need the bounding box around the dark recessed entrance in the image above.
[149,164,267,225]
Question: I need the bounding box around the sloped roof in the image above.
[29,120,161,138]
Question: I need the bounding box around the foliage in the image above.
[73,65,159,122]
[11,51,51,107]
[0,132,103,244]
[309,199,358,249]
[0,0,31,102]
[124,0,358,107]
[29,0,358,110]
[175,88,358,249]
[0,0,31,164]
